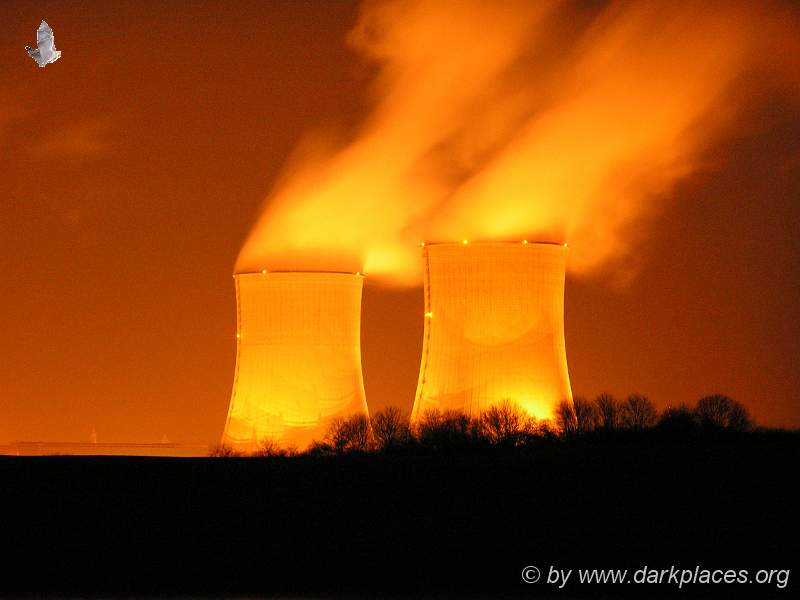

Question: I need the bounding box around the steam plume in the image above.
[237,0,799,284]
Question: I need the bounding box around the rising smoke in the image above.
[237,0,799,284]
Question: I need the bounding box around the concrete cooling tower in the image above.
[222,271,368,452]
[412,241,572,422]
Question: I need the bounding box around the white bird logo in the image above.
[25,20,62,68]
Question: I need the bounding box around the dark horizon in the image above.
[2,427,798,595]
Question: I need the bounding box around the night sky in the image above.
[1,0,798,445]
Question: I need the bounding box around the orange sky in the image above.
[1,0,799,444]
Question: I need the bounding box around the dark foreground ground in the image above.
[1,430,798,598]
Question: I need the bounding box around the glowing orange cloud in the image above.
[237,0,799,283]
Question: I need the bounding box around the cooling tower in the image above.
[412,241,572,422]
[222,271,368,452]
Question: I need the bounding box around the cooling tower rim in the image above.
[233,270,365,279]
[422,240,566,248]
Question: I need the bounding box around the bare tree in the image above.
[573,396,597,434]
[594,393,620,430]
[208,443,244,457]
[348,414,372,450]
[371,406,410,450]
[727,402,753,432]
[534,419,559,439]
[305,439,335,457]
[695,394,752,431]
[479,400,533,445]
[414,407,443,441]
[415,408,475,448]
[620,394,658,430]
[554,399,577,435]
[325,413,372,454]
[657,404,697,430]
[325,417,349,453]
[251,437,292,457]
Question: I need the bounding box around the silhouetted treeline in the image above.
[555,392,753,435]
[212,393,764,457]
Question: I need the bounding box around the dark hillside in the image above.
[1,430,797,596]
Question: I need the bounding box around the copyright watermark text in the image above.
[520,564,791,589]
